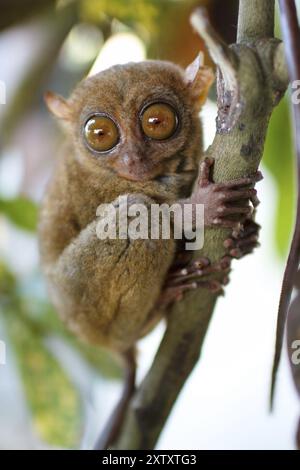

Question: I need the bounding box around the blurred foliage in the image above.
[80,0,159,34]
[1,3,78,146]
[79,0,239,68]
[0,196,38,232]
[0,0,56,31]
[147,0,207,66]
[263,96,296,258]
[147,0,239,67]
[5,311,82,448]
[0,0,239,148]
[0,260,122,448]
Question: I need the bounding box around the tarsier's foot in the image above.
[158,256,231,308]
[159,217,261,308]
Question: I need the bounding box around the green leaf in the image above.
[0,196,38,232]
[0,261,17,297]
[263,96,296,258]
[5,312,82,448]
[20,296,122,379]
[79,0,159,33]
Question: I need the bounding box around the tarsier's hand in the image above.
[191,157,262,228]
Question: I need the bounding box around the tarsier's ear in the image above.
[185,53,215,108]
[44,91,72,120]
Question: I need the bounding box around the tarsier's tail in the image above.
[93,347,136,450]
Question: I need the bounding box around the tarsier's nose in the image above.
[115,152,153,182]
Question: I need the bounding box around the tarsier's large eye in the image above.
[141,102,178,141]
[84,115,119,152]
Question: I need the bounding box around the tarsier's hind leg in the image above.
[158,217,260,308]
[93,348,136,450]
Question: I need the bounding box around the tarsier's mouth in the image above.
[116,170,155,182]
[114,163,162,183]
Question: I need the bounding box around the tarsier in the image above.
[39,56,261,449]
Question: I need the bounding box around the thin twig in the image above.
[191,8,238,92]
[237,0,275,42]
[271,0,300,407]
[191,8,241,132]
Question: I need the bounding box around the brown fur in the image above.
[39,59,214,352]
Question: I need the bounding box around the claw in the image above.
[208,280,224,294]
[224,238,235,248]
[229,248,243,258]
[225,216,260,259]
[193,257,210,269]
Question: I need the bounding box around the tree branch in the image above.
[237,0,275,42]
[112,0,286,450]
[273,43,289,88]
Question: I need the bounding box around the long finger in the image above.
[198,157,214,187]
[232,221,261,239]
[217,205,253,217]
[220,189,257,201]
[229,241,260,258]
[225,235,259,249]
[213,218,243,229]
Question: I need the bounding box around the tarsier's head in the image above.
[45,56,214,183]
